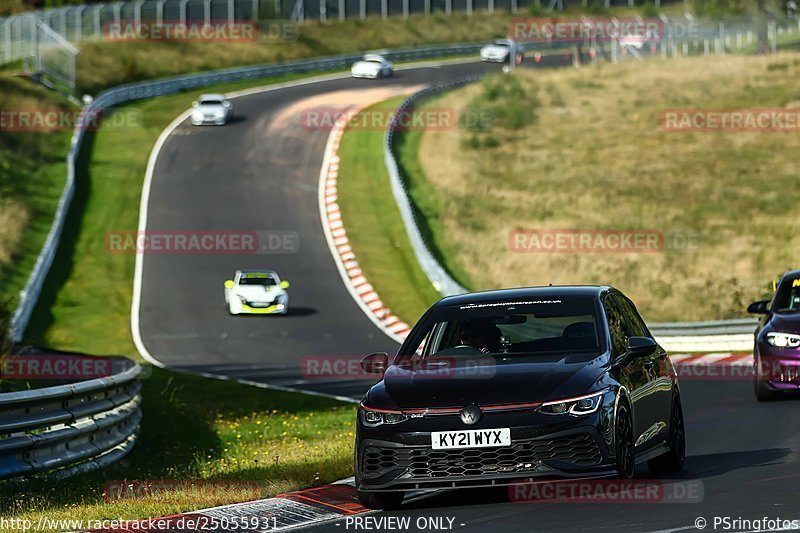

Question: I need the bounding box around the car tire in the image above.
[357,490,404,510]
[754,375,781,402]
[647,391,686,474]
[615,401,635,479]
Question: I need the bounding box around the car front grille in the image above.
[361,434,601,480]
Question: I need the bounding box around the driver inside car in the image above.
[436,318,502,355]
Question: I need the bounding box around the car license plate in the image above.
[431,428,511,450]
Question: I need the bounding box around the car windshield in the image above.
[200,99,223,106]
[239,275,277,286]
[774,278,800,312]
[494,40,510,47]
[399,296,602,360]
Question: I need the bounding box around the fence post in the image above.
[445,0,451,15]
[770,20,777,54]
[2,21,9,65]
[488,0,493,13]
[114,2,122,26]
[180,0,188,25]
[718,21,725,54]
[156,0,165,24]
[320,0,326,21]
[340,0,345,20]
[228,0,234,25]
[204,0,211,25]
[403,0,408,18]
[511,0,516,13]
[360,0,365,19]
[93,5,101,37]
[381,0,387,18]
[466,0,471,15]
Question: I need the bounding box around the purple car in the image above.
[748,270,800,401]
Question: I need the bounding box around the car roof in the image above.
[199,94,226,101]
[435,285,611,308]
[362,54,386,61]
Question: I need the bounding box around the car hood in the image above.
[196,105,226,114]
[366,354,607,409]
[234,285,283,301]
[352,62,381,72]
[765,312,800,334]
[481,45,509,55]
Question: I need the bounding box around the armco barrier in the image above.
[8,43,483,343]
[0,352,142,481]
[384,76,480,297]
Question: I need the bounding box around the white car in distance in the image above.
[191,94,232,126]
[351,54,394,79]
[224,270,290,315]
[480,39,513,63]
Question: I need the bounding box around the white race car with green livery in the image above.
[224,270,290,315]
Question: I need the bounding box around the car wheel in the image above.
[647,391,685,474]
[754,374,781,402]
[615,401,635,479]
[357,490,404,510]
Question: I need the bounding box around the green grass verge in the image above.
[0,367,356,525]
[336,98,442,325]
[2,72,360,525]
[0,75,73,347]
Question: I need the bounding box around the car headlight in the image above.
[360,406,408,427]
[539,391,605,416]
[192,111,203,120]
[238,295,248,304]
[766,332,800,348]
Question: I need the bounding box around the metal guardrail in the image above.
[0,353,142,481]
[649,318,758,337]
[8,42,483,343]
[384,76,482,297]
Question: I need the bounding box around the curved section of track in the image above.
[136,60,498,399]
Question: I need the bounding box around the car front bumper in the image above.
[756,345,800,390]
[355,405,617,493]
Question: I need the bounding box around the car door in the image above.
[602,293,653,449]
[615,294,671,447]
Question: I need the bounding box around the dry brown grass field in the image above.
[413,53,800,322]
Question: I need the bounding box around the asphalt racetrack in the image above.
[136,57,800,531]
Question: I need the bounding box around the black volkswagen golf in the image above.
[354,286,685,509]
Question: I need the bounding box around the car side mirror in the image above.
[626,336,657,358]
[360,352,389,375]
[747,300,770,314]
[280,280,290,289]
[224,280,234,289]
[223,101,231,107]
[192,101,199,107]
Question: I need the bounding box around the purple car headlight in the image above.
[766,332,800,348]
